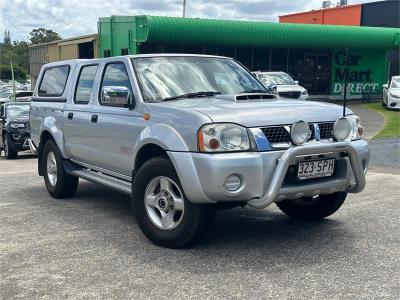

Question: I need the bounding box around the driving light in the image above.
[290,120,310,145]
[302,90,308,95]
[198,123,251,152]
[333,117,352,141]
[389,92,400,99]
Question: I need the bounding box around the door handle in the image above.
[91,115,98,123]
[67,112,73,120]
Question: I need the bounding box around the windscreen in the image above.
[259,73,295,85]
[132,56,266,102]
[6,104,30,118]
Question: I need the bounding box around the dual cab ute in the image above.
[29,54,369,248]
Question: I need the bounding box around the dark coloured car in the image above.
[0,102,31,159]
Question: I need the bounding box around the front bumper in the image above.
[8,131,31,151]
[168,140,369,207]
[387,96,400,110]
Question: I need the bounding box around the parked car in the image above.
[29,55,369,248]
[253,71,309,100]
[0,102,32,159]
[383,76,400,110]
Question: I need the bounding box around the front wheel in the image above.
[4,134,18,159]
[132,157,213,248]
[43,139,79,199]
[276,192,347,220]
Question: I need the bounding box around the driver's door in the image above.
[84,61,144,177]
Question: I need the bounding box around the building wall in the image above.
[29,34,98,88]
[47,43,59,62]
[279,5,361,26]
[361,0,400,28]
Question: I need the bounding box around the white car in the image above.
[383,76,400,110]
[253,71,308,100]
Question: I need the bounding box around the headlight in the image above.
[389,92,400,99]
[10,123,25,129]
[347,115,364,141]
[333,116,363,141]
[290,120,310,145]
[301,90,308,95]
[198,123,251,152]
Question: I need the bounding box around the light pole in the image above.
[183,0,186,17]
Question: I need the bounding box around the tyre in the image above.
[43,139,78,199]
[4,134,18,159]
[132,156,213,248]
[276,192,347,220]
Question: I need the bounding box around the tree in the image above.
[29,28,61,45]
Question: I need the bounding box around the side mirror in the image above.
[100,86,134,108]
[294,80,299,85]
[382,83,389,89]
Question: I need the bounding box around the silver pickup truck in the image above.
[29,54,369,248]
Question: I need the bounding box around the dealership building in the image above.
[98,15,399,99]
[29,2,399,100]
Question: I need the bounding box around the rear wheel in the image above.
[132,157,213,248]
[276,192,347,220]
[4,134,18,159]
[43,139,78,199]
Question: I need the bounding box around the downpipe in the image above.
[247,141,366,209]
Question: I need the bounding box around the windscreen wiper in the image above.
[162,91,221,101]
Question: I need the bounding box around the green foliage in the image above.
[29,28,61,45]
[0,28,61,81]
[0,64,27,81]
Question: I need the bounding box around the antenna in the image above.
[343,48,349,117]
[183,0,187,17]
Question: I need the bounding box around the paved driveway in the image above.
[1,155,399,299]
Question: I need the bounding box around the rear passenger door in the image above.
[63,64,99,163]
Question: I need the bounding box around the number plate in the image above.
[297,159,335,180]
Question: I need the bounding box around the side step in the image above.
[71,169,132,195]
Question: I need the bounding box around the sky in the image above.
[1,0,379,42]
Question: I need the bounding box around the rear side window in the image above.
[74,65,98,104]
[38,65,70,97]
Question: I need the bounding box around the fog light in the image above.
[224,175,241,192]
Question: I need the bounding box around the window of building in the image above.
[74,65,98,104]
[38,65,70,97]
[271,48,288,72]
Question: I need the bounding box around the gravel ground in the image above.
[1,155,400,299]
[368,138,400,174]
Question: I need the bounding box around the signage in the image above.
[331,49,387,96]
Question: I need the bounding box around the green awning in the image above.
[133,15,400,50]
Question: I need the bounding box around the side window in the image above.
[38,65,70,97]
[74,65,98,104]
[99,63,133,107]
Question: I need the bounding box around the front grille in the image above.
[260,122,334,145]
[261,126,290,143]
[279,91,301,99]
[319,122,334,139]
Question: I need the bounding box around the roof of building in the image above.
[100,15,400,50]
[29,34,97,48]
